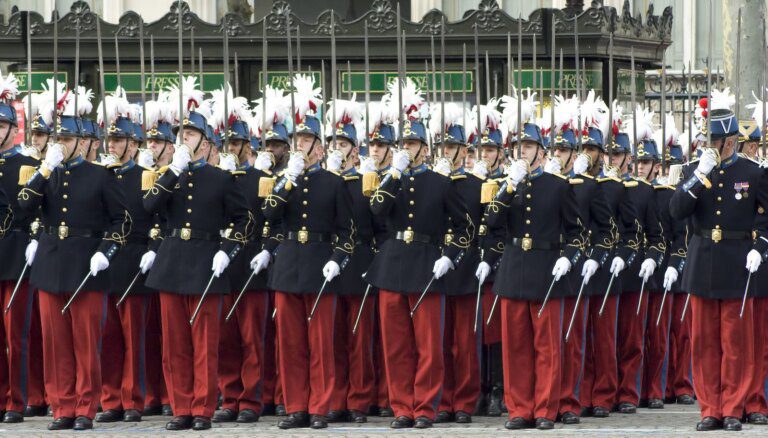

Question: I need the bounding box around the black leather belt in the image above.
[508,237,559,251]
[286,231,331,244]
[695,228,752,243]
[44,225,101,239]
[395,230,440,245]
[170,228,219,242]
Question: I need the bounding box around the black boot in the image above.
[165,415,193,430]
[310,415,328,429]
[236,409,260,423]
[123,409,142,422]
[212,408,238,423]
[277,412,309,429]
[192,416,212,430]
[73,416,93,430]
[96,409,124,422]
[390,416,414,428]
[47,417,75,430]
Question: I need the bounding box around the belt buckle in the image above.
[521,237,533,251]
[711,229,722,243]
[298,230,309,244]
[180,228,192,241]
[58,225,69,240]
[403,230,414,244]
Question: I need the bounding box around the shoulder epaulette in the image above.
[633,177,652,186]
[17,165,37,185]
[343,174,360,181]
[550,172,569,180]
[623,180,639,188]
[580,173,595,180]
[597,176,622,183]
[654,184,675,190]
[231,170,247,176]
[451,174,467,181]
[569,178,584,185]
[157,165,170,175]
[141,169,159,191]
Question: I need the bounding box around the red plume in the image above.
[698,97,708,109]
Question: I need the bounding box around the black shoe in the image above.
[277,412,309,429]
[593,406,610,418]
[123,409,142,422]
[561,411,580,424]
[414,416,433,428]
[536,418,555,430]
[696,416,723,431]
[580,407,594,417]
[73,416,93,430]
[310,415,328,429]
[213,408,238,423]
[3,411,23,423]
[142,405,162,416]
[617,402,637,414]
[162,404,174,416]
[96,409,124,422]
[435,410,453,423]
[723,417,742,431]
[350,409,367,423]
[261,403,276,416]
[275,404,287,416]
[677,394,695,405]
[390,415,414,428]
[165,415,193,430]
[326,409,347,423]
[488,385,503,416]
[455,411,472,423]
[379,407,394,417]
[48,416,75,430]
[504,416,529,429]
[648,399,664,409]
[236,409,259,423]
[747,412,768,425]
[24,405,47,417]
[192,416,212,430]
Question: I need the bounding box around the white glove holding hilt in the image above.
[696,148,718,176]
[322,260,341,282]
[581,259,599,284]
[543,157,562,175]
[573,153,591,175]
[326,150,344,173]
[211,250,231,277]
[610,256,626,275]
[552,257,572,282]
[638,258,657,282]
[89,252,110,276]
[169,147,192,176]
[137,149,156,168]
[43,143,65,172]
[472,160,489,179]
[475,261,491,284]
[507,160,528,185]
[359,156,378,174]
[254,152,274,171]
[219,153,237,172]
[250,249,272,275]
[139,251,156,274]
[746,249,763,273]
[392,150,411,173]
[433,256,454,280]
[662,266,678,290]
[25,239,38,265]
[285,153,306,184]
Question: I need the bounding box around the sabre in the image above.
[473,280,483,333]
[115,33,121,89]
[550,16,556,147]
[440,16,446,157]
[598,272,617,316]
[735,8,741,124]
[330,15,337,150]
[74,18,79,117]
[706,0,713,151]
[52,10,58,143]
[410,275,436,317]
[296,25,301,73]
[474,27,481,142]
[150,34,155,100]
[516,14,522,159]
[607,29,613,146]
[364,21,370,153]
[140,17,147,139]
[739,271,752,318]
[223,23,230,148]
[24,11,31,147]
[261,24,267,137]
[486,295,498,326]
[537,275,559,318]
[61,272,92,314]
[396,3,404,150]
[636,276,647,315]
[532,33,537,115]
[198,48,203,88]
[234,52,239,96]
[285,10,296,151]
[352,284,373,335]
[660,47,667,174]
[189,273,217,325]
[116,270,143,307]
[631,47,637,176]
[307,278,330,322]
[97,18,107,153]
[5,263,29,313]
[190,27,195,76]
[177,0,184,142]
[564,276,589,342]
[225,269,257,322]
[763,14,767,158]
[680,293,690,322]
[655,285,671,327]
[462,43,467,134]
[430,34,437,104]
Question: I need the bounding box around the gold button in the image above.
[304,176,309,181]
[409,200,415,205]
[526,207,531,212]
[715,225,720,229]
[185,222,191,226]
[526,194,531,199]
[717,196,722,201]
[302,213,307,218]
[63,194,68,199]
[409,188,415,192]
[187,208,192,213]
[716,210,721,215]
[0,172,3,177]
[61,221,66,225]
[302,200,308,205]
[117,175,123,179]
[409,177,415,181]
[187,195,193,200]
[188,183,193,188]
[63,182,68,187]
[303,188,309,193]
[407,226,412,230]
[718,183,723,188]
[525,219,531,224]
[62,207,67,212]
[65,171,70,175]
[408,213,414,219]
[189,172,193,176]
[525,233,530,237]
[301,226,307,230]
[719,170,725,175]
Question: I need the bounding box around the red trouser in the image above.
[501,297,562,421]
[642,292,672,401]
[665,295,693,399]
[691,296,754,419]
[275,291,336,415]
[218,291,269,413]
[438,294,481,414]
[482,286,501,345]
[100,294,149,411]
[559,296,589,415]
[26,290,46,408]
[373,301,389,409]
[580,294,619,409]
[38,290,106,419]
[745,297,768,414]
[0,280,35,412]
[330,295,376,412]
[616,291,648,405]
[144,294,168,408]
[379,290,444,420]
[262,292,277,406]
[159,292,222,418]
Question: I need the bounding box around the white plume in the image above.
[61,86,94,117]
[468,99,502,142]
[0,71,20,102]
[385,77,425,120]
[554,94,579,134]
[367,100,398,138]
[428,102,466,138]
[209,83,251,131]
[96,86,130,127]
[746,90,768,130]
[290,74,322,123]
[625,105,655,142]
[164,75,205,124]
[38,77,68,125]
[580,90,610,139]
[710,87,735,111]
[499,87,538,134]
[251,85,289,135]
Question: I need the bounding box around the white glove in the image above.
[322,260,341,282]
[359,156,378,174]
[139,251,156,274]
[544,157,562,174]
[326,150,344,172]
[219,153,237,172]
[551,257,572,282]
[285,153,305,183]
[604,166,619,179]
[475,261,491,284]
[432,256,454,280]
[137,149,155,168]
[610,256,626,275]
[89,252,110,277]
[25,239,38,265]
[573,154,591,175]
[746,249,763,273]
[473,160,489,179]
[581,259,599,284]
[392,150,410,172]
[43,143,65,172]
[638,258,657,282]
[433,157,452,176]
[696,148,718,176]
[169,147,192,176]
[507,160,528,185]
[254,151,273,171]
[250,249,272,275]
[663,266,678,290]
[211,250,231,277]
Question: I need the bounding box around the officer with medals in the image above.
[670,93,768,431]
[486,91,585,430]
[262,74,355,430]
[142,76,252,431]
[18,93,131,431]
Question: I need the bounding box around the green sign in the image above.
[104,72,226,93]
[258,72,323,90]
[341,71,473,94]
[510,70,602,92]
[15,72,68,93]
[616,69,646,98]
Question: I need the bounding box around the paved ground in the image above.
[1,404,767,437]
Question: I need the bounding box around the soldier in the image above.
[81,119,101,163]
[259,86,291,174]
[142,76,252,431]
[17,92,131,430]
[669,96,768,431]
[365,78,472,429]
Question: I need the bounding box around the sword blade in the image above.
[680,293,691,322]
[739,271,752,318]
[410,275,436,317]
[564,276,589,342]
[537,275,559,318]
[61,272,92,314]
[352,284,373,335]
[473,280,483,333]
[486,294,499,326]
[655,286,670,327]
[598,272,617,316]
[116,270,143,307]
[636,276,647,315]
[189,273,217,325]
[226,270,257,322]
[307,278,330,322]
[5,263,29,313]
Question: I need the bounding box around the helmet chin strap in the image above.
[563,150,574,170]
[1,127,12,150]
